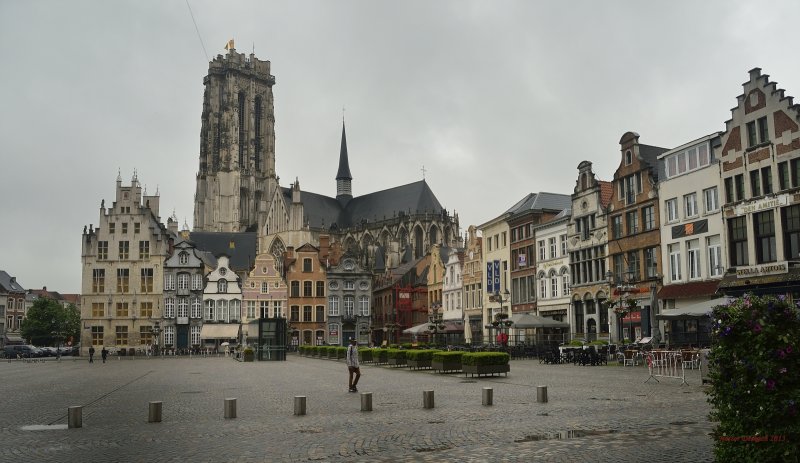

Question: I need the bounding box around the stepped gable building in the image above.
[716,68,800,296]
[80,173,172,356]
[192,44,460,273]
[567,161,612,340]
[606,132,668,343]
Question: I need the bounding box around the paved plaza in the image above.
[0,354,713,462]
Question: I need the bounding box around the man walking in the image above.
[101,346,108,363]
[88,346,95,363]
[346,337,361,393]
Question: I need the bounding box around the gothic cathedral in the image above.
[193,43,460,271]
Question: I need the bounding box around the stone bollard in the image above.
[148,401,162,423]
[537,385,548,403]
[294,396,307,416]
[482,387,493,406]
[68,406,82,429]
[224,398,237,419]
[423,390,435,409]
[360,392,373,412]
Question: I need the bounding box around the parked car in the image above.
[3,345,44,358]
[58,346,74,356]
[40,347,59,357]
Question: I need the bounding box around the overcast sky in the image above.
[2,0,800,294]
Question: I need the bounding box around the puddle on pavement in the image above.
[427,420,446,424]
[415,445,452,452]
[515,429,617,442]
[460,380,477,383]
[21,424,69,431]
[669,421,697,425]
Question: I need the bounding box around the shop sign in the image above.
[733,194,789,216]
[736,261,789,279]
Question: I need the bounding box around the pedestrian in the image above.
[101,346,108,363]
[88,346,95,363]
[346,337,361,393]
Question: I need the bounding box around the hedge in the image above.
[335,346,347,359]
[708,294,799,461]
[406,350,439,361]
[386,349,407,361]
[432,351,464,363]
[462,352,510,366]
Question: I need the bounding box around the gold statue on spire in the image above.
[225,39,235,51]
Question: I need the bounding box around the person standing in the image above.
[346,338,361,393]
[101,346,108,363]
[88,346,95,363]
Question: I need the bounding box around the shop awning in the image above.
[657,281,720,300]
[657,297,731,320]
[200,324,241,339]
[508,313,569,329]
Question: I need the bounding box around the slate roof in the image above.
[284,179,445,230]
[336,123,352,180]
[187,232,258,272]
[506,192,572,216]
[638,144,669,183]
[0,270,25,293]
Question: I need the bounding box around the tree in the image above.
[20,298,81,347]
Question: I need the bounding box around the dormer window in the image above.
[747,116,769,147]
[179,252,189,265]
[624,150,633,165]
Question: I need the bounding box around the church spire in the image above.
[336,121,353,204]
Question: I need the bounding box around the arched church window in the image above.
[254,96,262,171]
[238,92,246,168]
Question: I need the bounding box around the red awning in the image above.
[657,281,719,300]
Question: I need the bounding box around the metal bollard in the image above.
[537,385,548,403]
[148,401,162,423]
[360,392,373,412]
[423,390,435,409]
[294,396,307,416]
[224,398,237,419]
[482,387,493,406]
[68,406,82,428]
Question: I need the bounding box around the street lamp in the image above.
[492,290,512,346]
[151,321,162,357]
[605,270,638,344]
[428,303,445,347]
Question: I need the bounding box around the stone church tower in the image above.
[193,41,278,232]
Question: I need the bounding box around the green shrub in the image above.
[588,340,609,346]
[335,346,347,359]
[462,352,510,366]
[708,294,800,461]
[568,339,585,347]
[406,350,438,361]
[358,349,373,362]
[432,351,464,363]
[388,344,400,349]
[401,343,413,349]
[386,349,407,361]
[372,348,388,362]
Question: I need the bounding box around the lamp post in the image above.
[493,290,512,346]
[605,270,638,344]
[428,303,445,346]
[151,321,162,357]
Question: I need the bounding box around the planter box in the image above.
[432,360,462,373]
[407,359,432,370]
[388,358,407,367]
[463,363,509,377]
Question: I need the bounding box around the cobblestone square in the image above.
[0,355,713,462]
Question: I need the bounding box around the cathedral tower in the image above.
[193,41,277,232]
